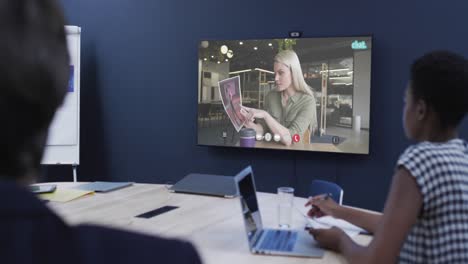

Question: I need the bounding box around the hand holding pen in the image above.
[304,193,339,218]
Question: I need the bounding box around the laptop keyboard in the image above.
[258,229,298,252]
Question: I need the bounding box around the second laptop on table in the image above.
[233,166,324,258]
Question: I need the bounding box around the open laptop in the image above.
[234,166,324,258]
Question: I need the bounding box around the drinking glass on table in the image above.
[277,187,294,228]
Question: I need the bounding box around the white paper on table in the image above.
[294,206,365,237]
[306,216,365,237]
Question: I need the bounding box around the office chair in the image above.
[309,180,343,205]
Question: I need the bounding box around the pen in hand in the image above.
[306,193,333,218]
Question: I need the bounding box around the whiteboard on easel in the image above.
[41,26,81,165]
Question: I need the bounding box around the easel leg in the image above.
[72,164,78,182]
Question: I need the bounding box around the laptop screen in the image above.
[237,167,263,247]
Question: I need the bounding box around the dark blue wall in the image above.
[49,0,468,211]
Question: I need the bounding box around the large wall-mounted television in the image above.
[198,36,372,154]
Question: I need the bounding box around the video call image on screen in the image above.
[198,36,372,154]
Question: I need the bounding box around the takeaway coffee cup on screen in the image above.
[239,128,256,148]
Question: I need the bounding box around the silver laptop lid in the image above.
[234,166,263,249]
[169,173,237,198]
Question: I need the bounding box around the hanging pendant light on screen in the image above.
[200,40,209,48]
[220,45,228,54]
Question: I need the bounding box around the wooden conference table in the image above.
[45,183,371,264]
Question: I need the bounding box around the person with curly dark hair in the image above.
[0,1,201,263]
[306,50,468,264]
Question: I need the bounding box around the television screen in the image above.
[198,36,371,154]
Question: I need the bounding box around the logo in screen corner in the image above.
[351,40,367,50]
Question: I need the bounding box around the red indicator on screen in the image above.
[292,134,300,143]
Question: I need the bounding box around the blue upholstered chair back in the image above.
[309,180,344,205]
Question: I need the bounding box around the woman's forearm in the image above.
[263,114,292,145]
[334,206,382,234]
[247,122,264,136]
[338,233,371,264]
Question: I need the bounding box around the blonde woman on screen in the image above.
[241,50,317,146]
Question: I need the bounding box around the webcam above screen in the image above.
[197,36,372,154]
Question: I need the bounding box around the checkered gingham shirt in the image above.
[397,138,468,263]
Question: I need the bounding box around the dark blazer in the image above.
[0,181,202,264]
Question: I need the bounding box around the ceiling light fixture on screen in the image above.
[220,45,228,54]
[268,43,273,46]
[329,76,352,80]
[239,41,243,45]
[254,47,258,50]
[229,69,252,74]
[227,50,234,58]
[254,68,274,74]
[200,41,209,48]
[320,68,349,73]
[332,82,353,85]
